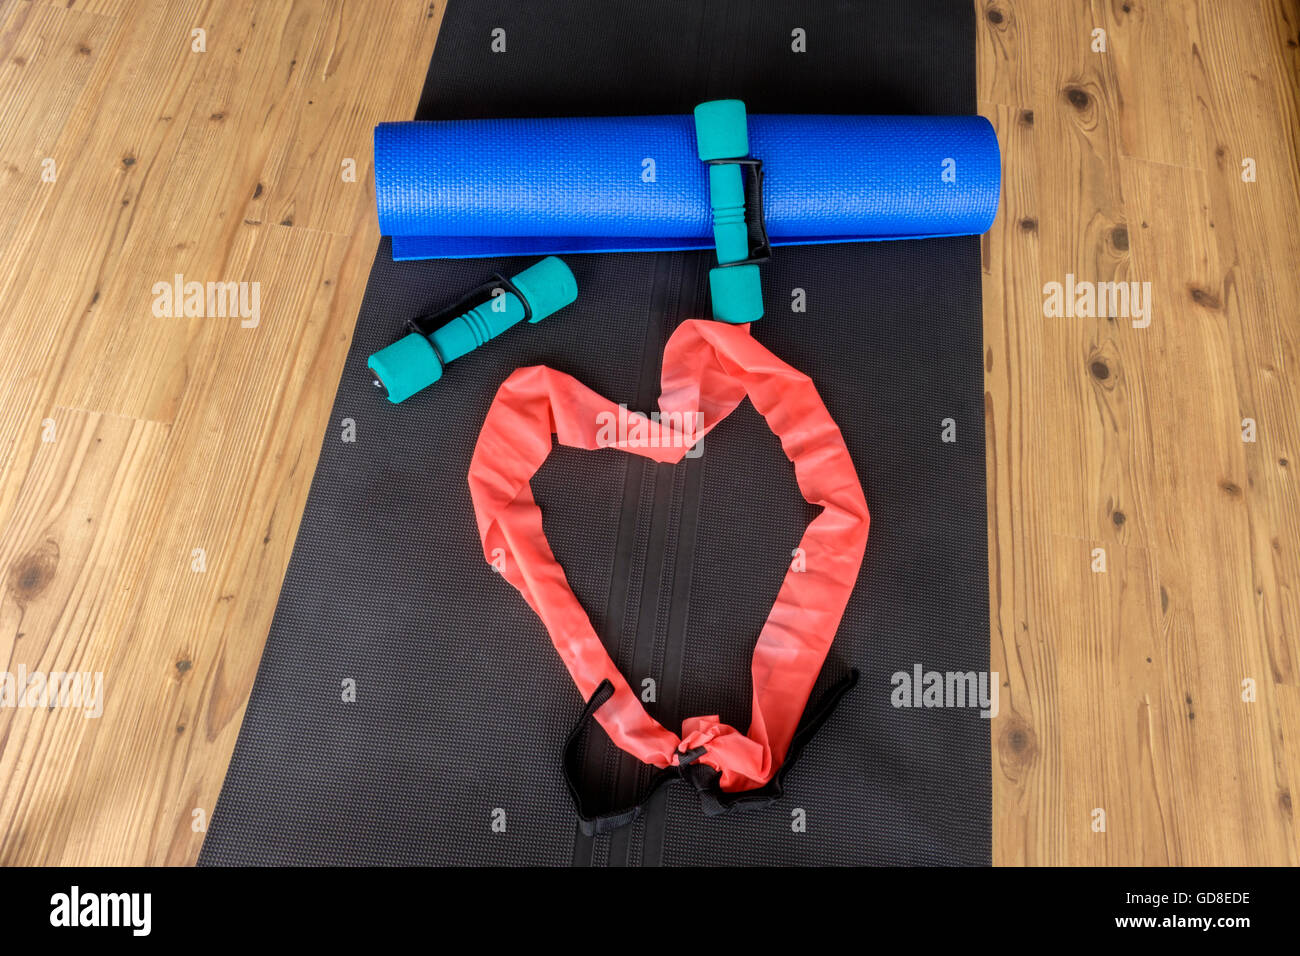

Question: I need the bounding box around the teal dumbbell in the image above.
[367,256,578,403]
[693,99,764,325]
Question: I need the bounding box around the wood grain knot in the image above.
[998,718,1039,777]
[7,540,59,606]
[1064,86,1091,111]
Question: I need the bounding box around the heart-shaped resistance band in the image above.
[467,320,869,795]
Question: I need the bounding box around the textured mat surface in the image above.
[200,0,992,866]
[377,114,1001,259]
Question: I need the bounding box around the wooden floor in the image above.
[0,0,1296,866]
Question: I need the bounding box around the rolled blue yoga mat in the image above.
[375,114,1001,260]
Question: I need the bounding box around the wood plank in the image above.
[0,0,442,865]
[0,408,170,864]
[980,97,1049,866]
[980,0,1300,863]
[1107,0,1201,169]
[0,1,115,265]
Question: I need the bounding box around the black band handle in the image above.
[562,680,681,835]
[562,670,859,835]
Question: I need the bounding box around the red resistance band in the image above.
[467,320,869,794]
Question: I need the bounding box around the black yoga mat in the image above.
[200,0,991,866]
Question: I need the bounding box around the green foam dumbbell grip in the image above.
[708,163,749,264]
[367,255,577,404]
[693,99,749,161]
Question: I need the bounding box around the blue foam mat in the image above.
[375,114,1001,260]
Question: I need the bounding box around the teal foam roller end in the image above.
[709,264,764,324]
[513,255,578,322]
[368,332,443,404]
[693,100,749,160]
